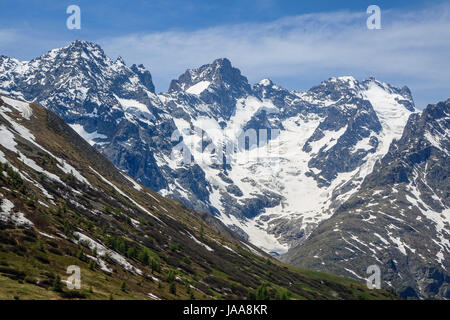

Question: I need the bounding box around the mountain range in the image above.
[0,40,448,299]
[0,93,395,299]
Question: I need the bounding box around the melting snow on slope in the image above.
[0,150,7,163]
[185,81,211,95]
[89,167,163,223]
[240,241,264,257]
[57,159,92,186]
[114,94,151,114]
[0,196,33,227]
[121,172,143,191]
[0,126,89,187]
[186,231,214,252]
[0,124,64,183]
[69,124,107,146]
[74,232,141,275]
[0,100,93,187]
[424,131,449,155]
[147,293,162,300]
[405,182,450,267]
[309,125,348,154]
[0,125,19,152]
[1,96,33,120]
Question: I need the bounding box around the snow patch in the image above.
[74,232,142,275]
[186,81,211,95]
[0,197,33,227]
[69,124,107,146]
[186,231,214,252]
[1,96,32,120]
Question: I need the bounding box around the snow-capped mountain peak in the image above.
[165,58,252,120]
[169,58,251,94]
[257,78,274,87]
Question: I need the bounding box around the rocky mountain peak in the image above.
[257,78,273,86]
[302,76,362,107]
[46,40,108,64]
[69,39,100,48]
[361,78,416,111]
[423,99,450,120]
[130,63,156,93]
[166,58,252,119]
[64,40,105,55]
[115,56,126,65]
[168,57,251,95]
[251,78,295,105]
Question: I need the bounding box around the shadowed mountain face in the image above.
[283,100,450,299]
[0,94,398,300]
[0,40,447,298]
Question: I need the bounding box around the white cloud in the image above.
[0,3,449,107]
[97,3,450,107]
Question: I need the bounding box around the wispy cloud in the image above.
[0,3,449,107]
[98,3,450,107]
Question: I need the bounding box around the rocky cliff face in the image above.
[283,100,450,299]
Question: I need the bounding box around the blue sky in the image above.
[1,0,450,108]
